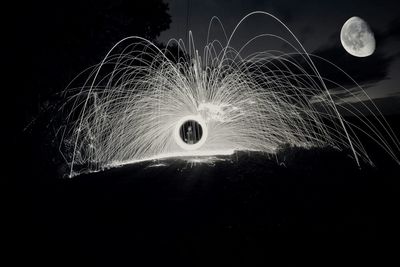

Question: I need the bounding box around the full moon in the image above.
[340,16,375,57]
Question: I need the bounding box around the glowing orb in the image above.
[174,115,208,151]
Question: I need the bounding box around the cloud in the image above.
[336,95,400,116]
[312,43,397,89]
[375,15,400,43]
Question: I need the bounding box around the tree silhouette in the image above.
[13,0,172,178]
[23,0,171,129]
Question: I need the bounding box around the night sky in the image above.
[160,0,400,111]
[14,0,400,132]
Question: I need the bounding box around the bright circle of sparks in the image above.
[174,115,208,151]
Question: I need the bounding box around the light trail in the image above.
[59,12,400,177]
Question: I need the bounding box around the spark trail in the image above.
[59,11,400,177]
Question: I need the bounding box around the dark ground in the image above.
[5,122,400,266]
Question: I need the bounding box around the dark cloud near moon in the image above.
[387,16,400,39]
[253,42,397,92]
[338,95,400,116]
[251,39,398,105]
[374,16,400,43]
[312,44,397,89]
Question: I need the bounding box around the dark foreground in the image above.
[5,148,400,266]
